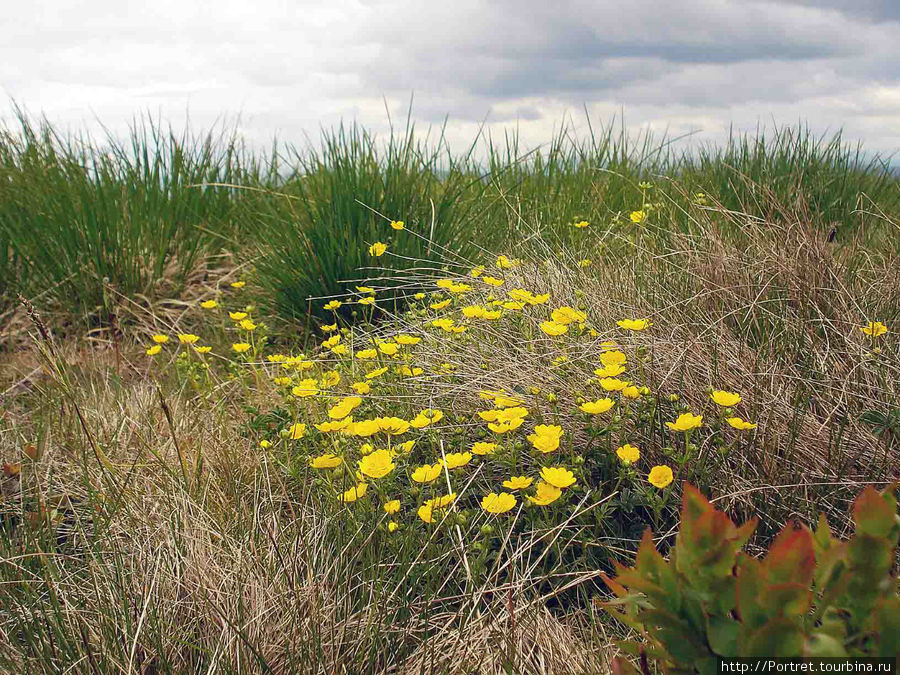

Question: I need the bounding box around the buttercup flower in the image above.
[328,396,363,419]
[540,320,568,336]
[472,442,498,455]
[324,300,342,311]
[666,412,703,432]
[573,220,589,229]
[411,462,443,483]
[502,476,534,490]
[616,444,640,464]
[384,499,401,514]
[527,425,564,454]
[540,466,576,489]
[711,390,741,407]
[351,381,371,394]
[310,453,342,469]
[551,307,586,325]
[358,449,395,479]
[229,312,248,321]
[146,345,162,356]
[727,417,758,430]
[616,318,651,331]
[390,220,405,230]
[288,423,306,440]
[860,321,888,337]
[369,242,388,257]
[482,492,517,514]
[232,343,251,354]
[443,452,472,469]
[178,334,200,345]
[648,465,674,488]
[579,398,615,415]
[292,378,320,397]
[593,364,626,377]
[599,378,629,392]
[151,334,169,344]
[200,300,218,309]
[339,483,368,502]
[230,281,246,289]
[527,481,562,505]
[629,210,647,224]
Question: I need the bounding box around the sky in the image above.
[2,0,899,159]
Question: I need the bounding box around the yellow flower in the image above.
[470,265,485,277]
[648,465,674,488]
[387,521,399,532]
[397,365,424,377]
[616,444,640,464]
[410,409,444,429]
[413,292,426,300]
[324,300,342,311]
[369,242,388,257]
[616,318,651,331]
[310,453,342,469]
[430,300,452,311]
[384,499,401,514]
[288,423,307,439]
[365,367,388,380]
[482,275,504,287]
[472,442,497,456]
[711,390,741,407]
[502,475,533,490]
[666,412,703,432]
[860,321,888,337]
[481,492,517,514]
[425,493,457,509]
[551,306,586,325]
[273,376,291,386]
[411,462,443,483]
[200,300,218,309]
[443,452,472,469]
[577,259,592,268]
[377,417,410,435]
[229,311,248,321]
[396,440,416,453]
[394,335,421,347]
[319,371,341,388]
[232,342,251,353]
[356,348,378,360]
[339,483,368,502]
[315,418,354,433]
[527,481,562,506]
[540,466,576,489]
[151,334,169,344]
[496,255,519,269]
[540,320,569,336]
[355,287,375,295]
[727,417,758,430]
[580,398,615,414]
[321,323,338,332]
[621,386,641,399]
[195,346,212,354]
[178,334,200,345]
[629,210,646,224]
[259,440,271,449]
[292,378,320,397]
[599,350,627,367]
[358,449,395,479]
[599,377,629,392]
[593,364,626,377]
[573,220,589,229]
[417,504,436,523]
[390,220,405,230]
[527,425,564,454]
[351,381,371,394]
[239,319,257,331]
[328,396,362,419]
[358,296,375,306]
[348,419,380,437]
[146,345,162,356]
[378,342,399,356]
[230,281,246,289]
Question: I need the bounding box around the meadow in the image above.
[0,110,898,673]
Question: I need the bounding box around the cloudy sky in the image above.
[2,0,899,158]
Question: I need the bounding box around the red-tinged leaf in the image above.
[762,523,815,587]
[853,486,897,538]
[741,618,804,656]
[601,571,629,598]
[734,517,758,548]
[681,483,716,536]
[763,582,813,617]
[812,512,833,553]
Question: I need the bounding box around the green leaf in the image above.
[707,615,739,656]
[742,619,804,656]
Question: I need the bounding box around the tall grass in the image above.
[0,109,265,318]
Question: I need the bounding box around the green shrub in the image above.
[602,483,900,671]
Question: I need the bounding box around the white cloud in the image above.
[1,0,898,159]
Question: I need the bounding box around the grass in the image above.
[0,111,898,673]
